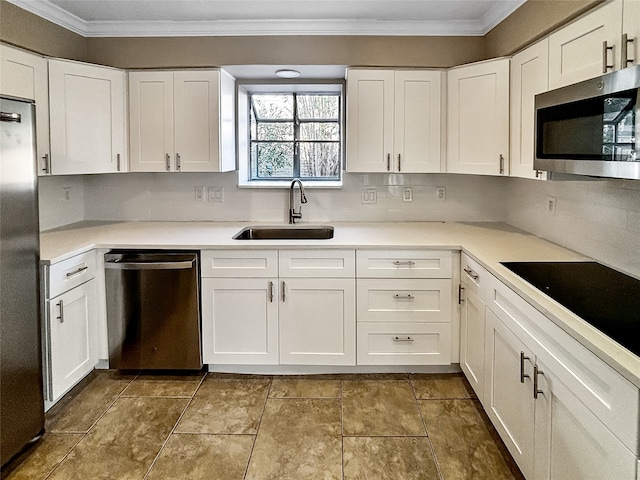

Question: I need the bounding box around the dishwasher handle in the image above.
[105,260,194,270]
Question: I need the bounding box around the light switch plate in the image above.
[208,187,224,202]
[402,187,413,202]
[436,187,446,201]
[362,189,377,204]
[546,196,557,215]
[194,186,205,201]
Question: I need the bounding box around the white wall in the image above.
[505,177,640,277]
[38,175,84,230]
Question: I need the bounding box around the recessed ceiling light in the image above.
[276,69,301,79]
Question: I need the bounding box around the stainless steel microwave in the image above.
[535,65,639,180]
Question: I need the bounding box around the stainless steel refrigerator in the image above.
[0,96,45,467]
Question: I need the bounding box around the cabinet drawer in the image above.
[201,250,278,278]
[279,249,355,278]
[357,249,452,278]
[47,251,97,299]
[489,276,640,455]
[357,322,451,365]
[357,279,452,323]
[461,252,491,299]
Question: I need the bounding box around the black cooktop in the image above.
[501,261,640,357]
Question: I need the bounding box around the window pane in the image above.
[253,142,294,178]
[257,123,294,141]
[299,142,340,178]
[300,122,339,141]
[297,95,339,119]
[252,94,293,120]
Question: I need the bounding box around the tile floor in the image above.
[3,371,524,480]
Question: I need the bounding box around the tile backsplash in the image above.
[38,172,640,277]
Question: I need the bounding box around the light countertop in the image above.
[40,221,640,388]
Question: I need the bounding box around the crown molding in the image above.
[6,0,525,37]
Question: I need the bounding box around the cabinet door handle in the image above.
[393,293,414,300]
[56,300,64,323]
[458,284,465,304]
[499,154,505,174]
[463,267,479,281]
[269,281,274,303]
[116,153,121,172]
[386,153,391,172]
[176,153,181,171]
[397,153,401,172]
[281,281,286,302]
[533,365,545,399]
[166,154,171,171]
[622,33,635,66]
[603,40,615,73]
[393,260,415,267]
[66,265,88,277]
[393,336,414,343]
[520,351,531,383]
[42,153,49,174]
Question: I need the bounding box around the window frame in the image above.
[237,80,345,188]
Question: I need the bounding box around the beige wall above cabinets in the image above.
[548,0,636,88]
[0,0,87,61]
[510,38,549,180]
[48,59,127,175]
[0,44,51,174]
[346,69,443,174]
[446,58,510,176]
[128,69,236,173]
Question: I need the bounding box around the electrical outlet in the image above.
[436,187,446,201]
[194,186,205,201]
[402,187,413,202]
[546,196,557,215]
[62,187,72,203]
[208,187,224,202]
[362,189,377,204]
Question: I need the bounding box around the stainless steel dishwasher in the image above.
[104,251,202,370]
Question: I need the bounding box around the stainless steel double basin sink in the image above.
[233,225,334,240]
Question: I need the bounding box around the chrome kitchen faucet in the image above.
[289,178,307,224]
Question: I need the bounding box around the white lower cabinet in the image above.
[356,249,454,365]
[279,278,356,365]
[200,249,356,366]
[42,252,99,407]
[483,274,639,480]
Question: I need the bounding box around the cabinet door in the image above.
[0,45,50,175]
[447,59,510,175]
[460,286,486,401]
[279,278,356,365]
[46,280,98,402]
[394,70,442,173]
[201,278,278,365]
[622,0,640,68]
[533,357,637,480]
[49,60,126,174]
[346,69,395,172]
[484,308,535,479]
[510,39,549,180]
[129,71,174,172]
[548,0,623,89]
[174,70,220,172]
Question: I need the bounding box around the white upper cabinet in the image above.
[346,68,442,173]
[622,0,640,68]
[49,59,126,175]
[548,0,624,89]
[447,58,510,175]
[510,38,549,180]
[129,69,236,173]
[0,45,50,175]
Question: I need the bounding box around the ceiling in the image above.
[7,0,527,37]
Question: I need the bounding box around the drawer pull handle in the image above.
[269,281,274,303]
[393,336,414,343]
[281,281,286,302]
[66,265,89,277]
[602,41,615,73]
[394,294,414,300]
[463,267,479,281]
[534,365,545,399]
[520,351,531,383]
[56,300,64,323]
[393,260,415,267]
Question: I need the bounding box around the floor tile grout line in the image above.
[242,375,273,480]
[409,375,446,480]
[141,371,207,480]
[41,432,87,480]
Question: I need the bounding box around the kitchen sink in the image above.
[233,225,334,240]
